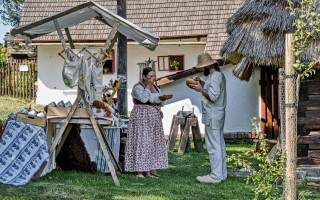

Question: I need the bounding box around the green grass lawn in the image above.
[0,96,44,121]
[0,96,319,200]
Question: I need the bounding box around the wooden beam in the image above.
[80,90,120,186]
[107,77,123,105]
[55,124,73,156]
[103,22,119,54]
[284,33,297,200]
[48,92,81,159]
[117,0,128,116]
[64,28,75,49]
[53,19,67,49]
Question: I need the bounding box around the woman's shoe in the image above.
[136,174,145,178]
[145,174,158,179]
[150,170,160,177]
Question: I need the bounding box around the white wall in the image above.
[37,44,260,135]
[159,64,260,134]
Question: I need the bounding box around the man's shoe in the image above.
[196,175,221,184]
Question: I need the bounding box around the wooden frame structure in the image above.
[36,20,122,187]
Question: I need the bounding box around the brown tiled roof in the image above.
[19,0,243,59]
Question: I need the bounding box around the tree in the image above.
[0,0,23,26]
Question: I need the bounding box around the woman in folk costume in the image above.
[125,67,172,178]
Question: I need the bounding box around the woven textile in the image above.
[0,121,48,186]
[80,126,120,173]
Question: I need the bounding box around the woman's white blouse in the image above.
[132,83,162,104]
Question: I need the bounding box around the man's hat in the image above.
[195,52,218,68]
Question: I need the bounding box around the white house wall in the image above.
[37,44,260,135]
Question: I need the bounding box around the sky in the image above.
[0,23,12,44]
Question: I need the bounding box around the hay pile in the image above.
[56,125,97,172]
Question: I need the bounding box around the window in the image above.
[103,50,115,74]
[157,55,184,71]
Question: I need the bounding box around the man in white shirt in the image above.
[189,52,227,184]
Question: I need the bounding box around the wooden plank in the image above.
[306,110,320,117]
[64,28,75,49]
[266,70,273,139]
[8,59,11,96]
[260,68,267,136]
[81,90,120,186]
[48,118,112,125]
[29,60,33,99]
[309,144,320,150]
[298,135,320,144]
[188,118,198,126]
[26,60,30,99]
[297,157,320,165]
[298,117,320,124]
[107,77,123,105]
[308,84,320,94]
[309,150,320,158]
[117,0,127,116]
[103,22,119,54]
[300,101,320,108]
[167,116,179,151]
[273,70,279,138]
[178,119,191,154]
[55,124,73,156]
[19,67,22,98]
[36,93,82,180]
[32,161,47,180]
[53,19,67,49]
[167,115,176,151]
[4,60,7,95]
[33,61,36,100]
[16,114,46,127]
[23,62,26,99]
[47,107,91,118]
[192,123,203,152]
[48,93,81,159]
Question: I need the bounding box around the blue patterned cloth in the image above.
[0,121,49,186]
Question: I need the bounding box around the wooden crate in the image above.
[47,107,89,118]
[16,113,47,128]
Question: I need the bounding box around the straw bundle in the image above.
[232,57,254,81]
[221,0,297,81]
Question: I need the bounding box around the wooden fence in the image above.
[0,57,37,100]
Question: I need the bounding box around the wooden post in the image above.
[284,33,297,200]
[64,28,75,49]
[117,0,128,116]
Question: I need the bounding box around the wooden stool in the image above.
[167,113,203,154]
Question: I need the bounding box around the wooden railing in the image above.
[0,57,37,100]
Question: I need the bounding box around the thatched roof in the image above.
[18,0,243,59]
[220,0,297,81]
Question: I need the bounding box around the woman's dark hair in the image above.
[142,67,155,77]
